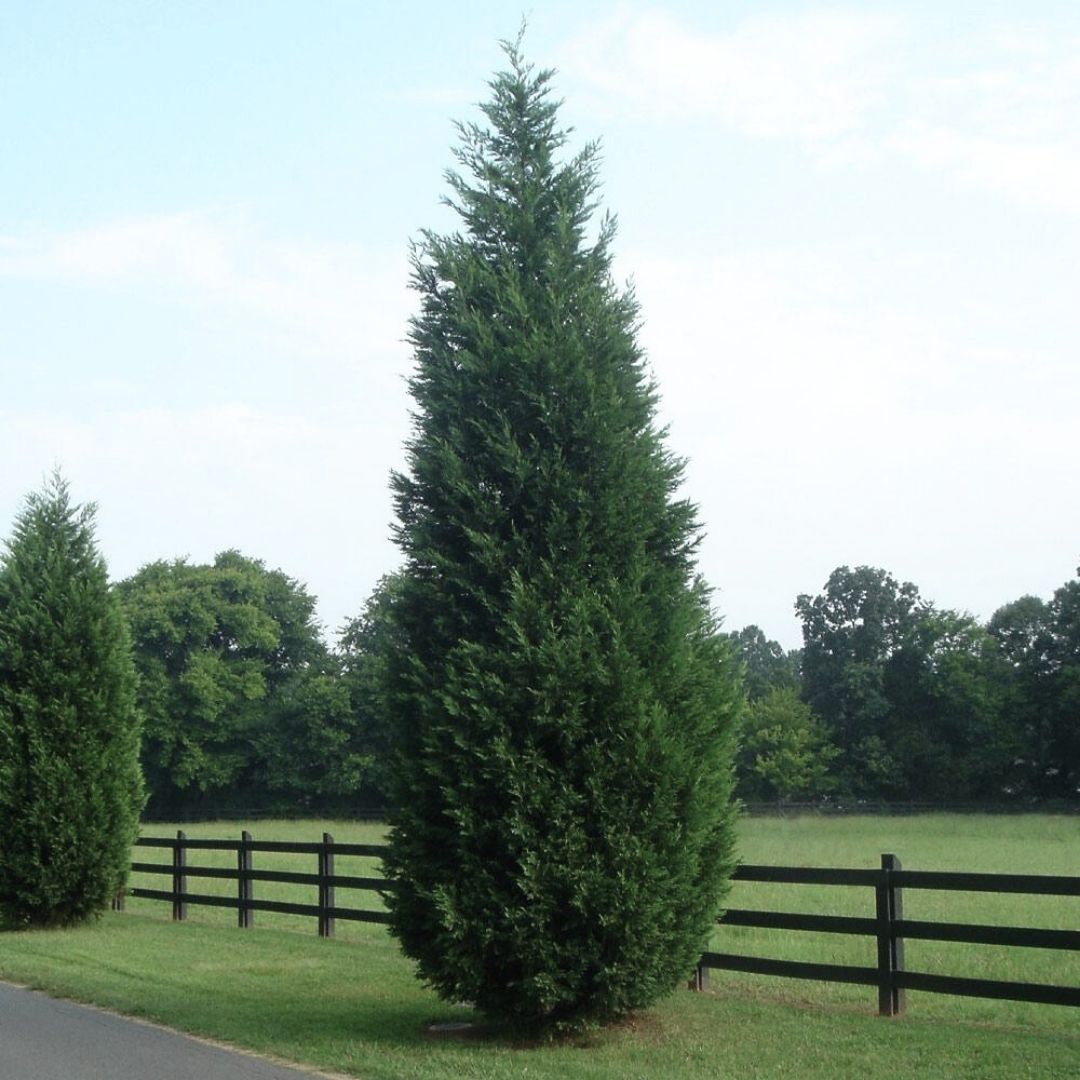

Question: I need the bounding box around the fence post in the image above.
[875,852,905,1016]
[319,832,335,939]
[238,830,253,929]
[173,829,187,922]
[687,961,710,992]
[884,853,905,1015]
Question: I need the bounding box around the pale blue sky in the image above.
[3,2,1078,647]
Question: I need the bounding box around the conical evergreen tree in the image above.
[383,41,741,1029]
[0,474,144,927]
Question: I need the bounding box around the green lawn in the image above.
[1,814,1077,1078]
[713,813,1080,1031]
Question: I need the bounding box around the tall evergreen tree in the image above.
[382,41,741,1030]
[0,474,144,927]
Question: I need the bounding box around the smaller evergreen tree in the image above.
[0,474,144,927]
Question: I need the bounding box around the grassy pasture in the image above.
[1,814,1077,1078]
[121,813,1079,1030]
[712,813,1079,1030]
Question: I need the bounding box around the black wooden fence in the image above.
[693,853,1080,1014]
[118,831,391,934]
[117,834,1079,1016]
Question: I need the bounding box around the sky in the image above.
[2,1,1078,650]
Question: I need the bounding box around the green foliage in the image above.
[252,664,373,808]
[796,566,923,796]
[797,567,920,746]
[727,625,801,702]
[383,41,741,1030]
[797,566,1014,801]
[1046,568,1080,798]
[737,688,838,802]
[883,609,1008,799]
[0,473,144,927]
[116,551,366,813]
[986,594,1059,797]
[336,572,405,805]
[988,572,1080,798]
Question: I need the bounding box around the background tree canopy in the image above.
[71,526,1075,818]
[117,550,375,815]
[106,548,1077,814]
[726,624,801,702]
[789,563,1079,803]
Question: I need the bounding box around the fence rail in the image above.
[694,854,1079,1013]
[117,834,1079,1016]
[117,831,393,933]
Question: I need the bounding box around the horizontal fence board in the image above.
[720,909,878,936]
[135,837,389,859]
[327,907,393,925]
[897,919,1080,951]
[897,971,1080,1007]
[894,869,1080,896]
[701,951,880,987]
[127,888,389,925]
[149,838,240,852]
[245,841,324,855]
[136,867,393,891]
[129,889,238,910]
[246,840,387,858]
[127,888,180,903]
[179,865,246,882]
[244,869,321,887]
[245,898,322,919]
[326,874,396,892]
[322,844,388,858]
[734,865,882,887]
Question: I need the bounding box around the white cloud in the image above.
[559,8,1080,214]
[0,210,414,362]
[886,123,1080,213]
[0,212,233,283]
[0,210,421,636]
[0,402,409,638]
[618,245,1080,642]
[559,7,898,139]
[891,25,1080,213]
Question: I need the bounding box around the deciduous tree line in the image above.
[5,486,1073,823]
[733,564,1080,804]
[101,551,1078,815]
[112,552,394,818]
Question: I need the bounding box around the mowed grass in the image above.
[712,813,1080,1031]
[0,814,1077,1078]
[119,813,1079,1029]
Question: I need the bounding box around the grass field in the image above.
[1,814,1077,1078]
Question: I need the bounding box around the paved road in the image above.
[0,982,337,1080]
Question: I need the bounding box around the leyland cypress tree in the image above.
[0,475,144,927]
[383,41,741,1029]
